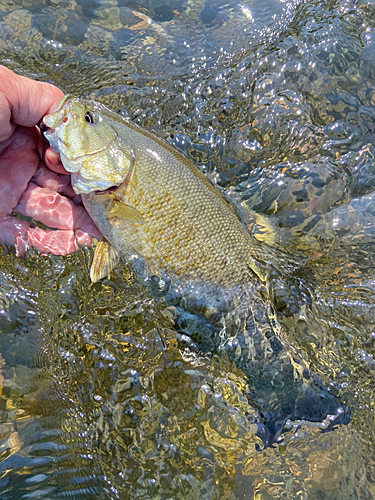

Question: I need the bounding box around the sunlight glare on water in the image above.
[1,0,375,498]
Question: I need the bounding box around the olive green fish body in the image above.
[82,125,267,289]
[43,98,346,442]
[43,96,278,296]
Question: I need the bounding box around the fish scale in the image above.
[42,96,348,445]
[88,153,263,288]
[122,169,254,286]
[44,95,282,295]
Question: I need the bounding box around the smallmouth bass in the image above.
[43,96,286,298]
[43,97,348,437]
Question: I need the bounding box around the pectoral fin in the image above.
[107,201,144,223]
[90,238,120,282]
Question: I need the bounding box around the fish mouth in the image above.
[39,121,47,134]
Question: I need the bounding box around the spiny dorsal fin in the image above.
[107,201,144,223]
[90,238,120,282]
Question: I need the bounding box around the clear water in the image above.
[0,0,375,498]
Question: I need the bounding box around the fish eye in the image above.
[84,111,95,124]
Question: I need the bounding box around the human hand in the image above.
[0,65,100,256]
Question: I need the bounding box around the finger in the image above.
[75,229,93,247]
[44,148,66,174]
[36,127,66,174]
[0,216,95,257]
[0,65,64,142]
[0,99,15,144]
[0,126,39,217]
[15,182,101,238]
[0,216,30,257]
[32,162,79,202]
[28,227,89,256]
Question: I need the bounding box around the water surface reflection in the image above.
[0,0,375,498]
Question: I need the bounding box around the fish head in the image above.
[43,96,134,194]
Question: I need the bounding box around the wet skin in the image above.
[0,65,100,256]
